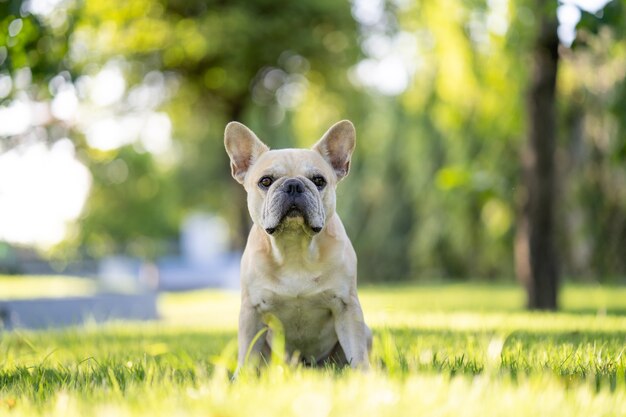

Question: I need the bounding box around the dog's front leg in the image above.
[236,301,266,370]
[333,295,370,370]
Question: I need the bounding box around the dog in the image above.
[224,120,371,371]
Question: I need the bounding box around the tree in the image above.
[2,0,625,287]
[71,0,361,252]
[515,1,560,310]
[1,0,362,258]
[515,0,626,308]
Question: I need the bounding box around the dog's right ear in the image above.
[224,122,270,184]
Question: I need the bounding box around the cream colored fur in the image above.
[224,120,371,372]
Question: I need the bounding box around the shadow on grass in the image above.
[563,308,626,316]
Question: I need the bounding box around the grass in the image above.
[1,280,626,415]
[0,275,98,299]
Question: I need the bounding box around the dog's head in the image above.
[224,121,355,236]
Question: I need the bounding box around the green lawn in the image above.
[0,276,98,299]
[1,281,626,416]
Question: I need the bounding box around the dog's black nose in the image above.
[283,178,305,196]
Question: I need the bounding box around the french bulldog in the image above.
[224,120,371,371]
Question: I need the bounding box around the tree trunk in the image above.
[515,4,560,310]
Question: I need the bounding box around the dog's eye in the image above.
[258,176,273,188]
[311,176,326,189]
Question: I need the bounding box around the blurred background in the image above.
[0,0,625,310]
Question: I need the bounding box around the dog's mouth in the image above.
[285,205,304,218]
[265,205,322,235]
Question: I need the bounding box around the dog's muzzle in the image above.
[263,178,324,235]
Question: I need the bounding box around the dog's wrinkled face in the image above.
[247,150,333,235]
[225,121,355,236]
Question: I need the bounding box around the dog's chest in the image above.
[250,275,344,357]
[249,272,346,330]
[250,272,343,313]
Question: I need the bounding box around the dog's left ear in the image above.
[312,120,356,181]
[224,122,270,184]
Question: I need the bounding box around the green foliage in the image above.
[70,0,361,256]
[339,0,527,280]
[1,0,625,280]
[0,1,71,89]
[558,1,626,278]
[76,146,181,259]
[577,1,625,42]
[1,283,626,415]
